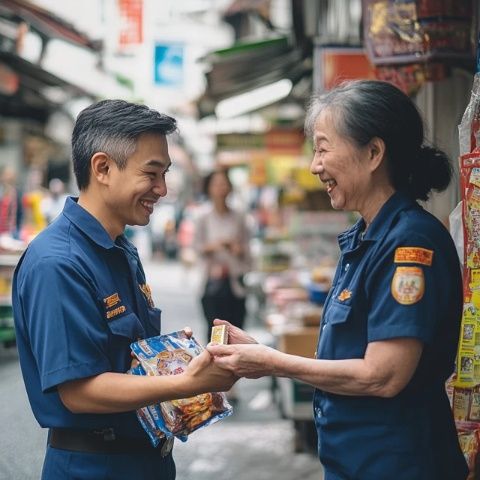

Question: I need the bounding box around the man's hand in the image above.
[206,343,277,379]
[212,319,257,345]
[182,326,193,338]
[184,349,238,393]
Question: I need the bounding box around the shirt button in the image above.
[344,263,350,271]
[315,406,323,417]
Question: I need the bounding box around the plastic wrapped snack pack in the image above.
[130,331,233,444]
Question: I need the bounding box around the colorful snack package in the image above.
[130,331,233,443]
[457,426,480,479]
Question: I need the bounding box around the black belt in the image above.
[49,428,173,456]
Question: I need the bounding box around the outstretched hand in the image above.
[206,343,278,379]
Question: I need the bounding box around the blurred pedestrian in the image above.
[13,99,236,480]
[0,165,23,238]
[195,169,251,340]
[208,80,468,479]
[21,167,47,239]
[40,178,68,224]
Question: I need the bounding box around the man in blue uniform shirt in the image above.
[13,100,236,479]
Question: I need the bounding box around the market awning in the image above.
[0,0,101,51]
[224,0,271,16]
[197,36,311,118]
[0,50,90,121]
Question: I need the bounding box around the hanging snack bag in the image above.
[130,331,233,442]
[458,73,480,156]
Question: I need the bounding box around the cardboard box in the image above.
[277,327,319,359]
[278,377,315,420]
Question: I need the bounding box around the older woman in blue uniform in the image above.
[208,80,468,479]
[13,100,237,480]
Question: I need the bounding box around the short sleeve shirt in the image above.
[13,197,161,438]
[314,192,467,479]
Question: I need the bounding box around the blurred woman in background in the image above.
[195,169,251,341]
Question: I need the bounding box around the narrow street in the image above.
[0,259,323,480]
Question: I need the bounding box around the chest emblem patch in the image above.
[139,283,154,307]
[103,293,126,320]
[338,289,352,301]
[394,247,433,266]
[391,266,425,305]
[104,293,120,309]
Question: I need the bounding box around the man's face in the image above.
[106,133,171,230]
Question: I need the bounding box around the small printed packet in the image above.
[130,331,233,444]
[211,324,228,344]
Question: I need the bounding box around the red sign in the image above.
[265,129,304,155]
[0,63,19,95]
[318,48,376,91]
[118,0,143,47]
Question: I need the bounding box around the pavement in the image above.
[0,257,323,480]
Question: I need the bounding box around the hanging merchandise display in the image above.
[362,0,474,94]
[363,0,473,65]
[451,33,480,477]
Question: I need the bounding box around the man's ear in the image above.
[90,152,112,185]
[368,137,386,172]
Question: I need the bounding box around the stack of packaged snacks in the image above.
[455,48,480,474]
[129,330,233,445]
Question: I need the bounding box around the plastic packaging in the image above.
[130,331,233,444]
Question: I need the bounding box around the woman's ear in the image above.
[90,152,111,185]
[368,137,386,172]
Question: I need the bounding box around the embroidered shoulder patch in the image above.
[394,247,433,266]
[391,266,425,305]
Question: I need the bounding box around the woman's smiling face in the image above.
[310,109,373,214]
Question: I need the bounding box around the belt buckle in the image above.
[160,437,174,457]
[93,427,116,441]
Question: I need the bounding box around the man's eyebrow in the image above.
[145,159,171,169]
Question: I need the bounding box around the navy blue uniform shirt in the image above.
[13,197,162,439]
[315,192,468,479]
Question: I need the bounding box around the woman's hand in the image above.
[184,349,238,393]
[206,343,278,379]
[213,319,257,345]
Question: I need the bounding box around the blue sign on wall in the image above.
[154,43,184,86]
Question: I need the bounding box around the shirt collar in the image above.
[62,196,117,250]
[363,191,417,241]
[338,191,418,251]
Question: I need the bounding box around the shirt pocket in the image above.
[327,301,352,325]
[107,312,146,340]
